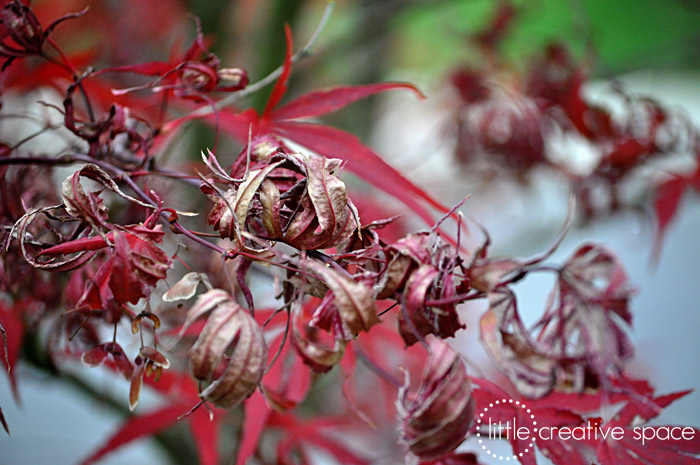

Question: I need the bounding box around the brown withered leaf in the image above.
[398,264,439,345]
[291,305,347,373]
[536,243,634,391]
[258,179,284,239]
[61,164,153,229]
[398,338,475,460]
[288,153,358,250]
[179,289,267,408]
[302,259,379,336]
[480,291,558,399]
[162,272,212,302]
[376,254,414,299]
[232,161,285,243]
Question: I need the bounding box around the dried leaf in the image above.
[182,289,267,408]
[163,272,212,302]
[303,260,379,335]
[61,164,153,228]
[398,338,475,460]
[291,305,347,373]
[480,291,558,398]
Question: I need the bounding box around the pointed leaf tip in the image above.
[263,24,294,117]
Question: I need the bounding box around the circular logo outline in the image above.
[474,398,538,461]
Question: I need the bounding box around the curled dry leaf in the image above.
[61,164,153,229]
[10,205,97,272]
[163,272,212,302]
[397,338,475,460]
[291,302,347,373]
[480,244,635,398]
[204,150,359,251]
[480,290,558,398]
[302,259,379,336]
[379,233,465,346]
[178,289,267,408]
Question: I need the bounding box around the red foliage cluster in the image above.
[449,3,700,250]
[0,1,697,465]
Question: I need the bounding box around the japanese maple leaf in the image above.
[78,369,222,465]
[267,413,370,465]
[652,161,700,260]
[38,224,172,317]
[208,26,450,226]
[588,388,700,465]
[0,300,22,403]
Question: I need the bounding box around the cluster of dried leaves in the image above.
[0,1,698,465]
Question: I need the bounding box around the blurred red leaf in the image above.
[262,24,293,117]
[0,302,22,401]
[78,404,188,465]
[270,82,424,121]
[189,407,220,465]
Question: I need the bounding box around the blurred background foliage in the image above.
[179,0,700,141]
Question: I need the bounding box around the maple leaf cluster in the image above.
[0,1,697,465]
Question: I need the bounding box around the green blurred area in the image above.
[391,0,700,81]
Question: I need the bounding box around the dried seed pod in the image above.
[179,289,267,408]
[397,339,475,460]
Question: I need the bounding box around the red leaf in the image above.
[270,121,448,224]
[36,234,111,257]
[110,232,147,305]
[236,390,271,464]
[212,107,260,142]
[99,61,175,77]
[263,24,293,117]
[189,407,220,465]
[78,404,188,465]
[653,175,687,259]
[270,82,425,121]
[0,302,23,401]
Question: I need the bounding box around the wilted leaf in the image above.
[303,260,379,335]
[163,272,212,302]
[398,338,475,460]
[61,164,153,228]
[181,289,267,408]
